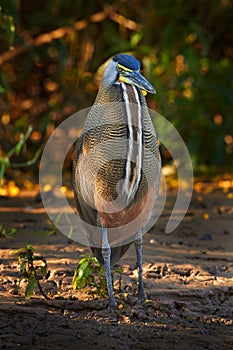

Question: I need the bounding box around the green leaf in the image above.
[25,278,37,299]
[72,255,106,293]
[11,247,26,255]
[15,142,23,156]
[82,265,95,280]
[0,85,6,93]
[78,257,89,266]
[19,261,27,275]
[5,15,15,44]
[18,276,25,294]
[72,258,95,290]
[26,244,35,251]
[77,260,89,278]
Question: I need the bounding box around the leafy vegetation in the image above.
[0,0,232,185]
[0,224,17,238]
[0,126,43,183]
[11,249,123,301]
[12,245,49,299]
[72,255,123,298]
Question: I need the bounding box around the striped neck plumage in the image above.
[121,82,143,203]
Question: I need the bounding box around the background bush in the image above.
[0,0,232,184]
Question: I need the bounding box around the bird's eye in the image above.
[117,65,125,73]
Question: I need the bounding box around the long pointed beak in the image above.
[120,71,156,94]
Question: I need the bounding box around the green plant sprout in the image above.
[12,245,50,300]
[72,255,123,298]
[0,126,43,183]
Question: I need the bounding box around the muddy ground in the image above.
[0,187,233,350]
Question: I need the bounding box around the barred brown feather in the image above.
[73,79,160,264]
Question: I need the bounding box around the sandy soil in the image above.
[0,188,233,350]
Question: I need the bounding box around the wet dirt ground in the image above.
[0,187,233,349]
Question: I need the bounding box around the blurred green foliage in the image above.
[0,0,232,182]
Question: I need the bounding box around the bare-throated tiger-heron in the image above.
[73,54,161,307]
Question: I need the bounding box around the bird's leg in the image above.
[134,230,147,300]
[102,227,117,308]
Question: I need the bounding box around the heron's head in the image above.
[102,54,156,95]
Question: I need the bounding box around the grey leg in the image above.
[102,227,117,308]
[134,231,147,300]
